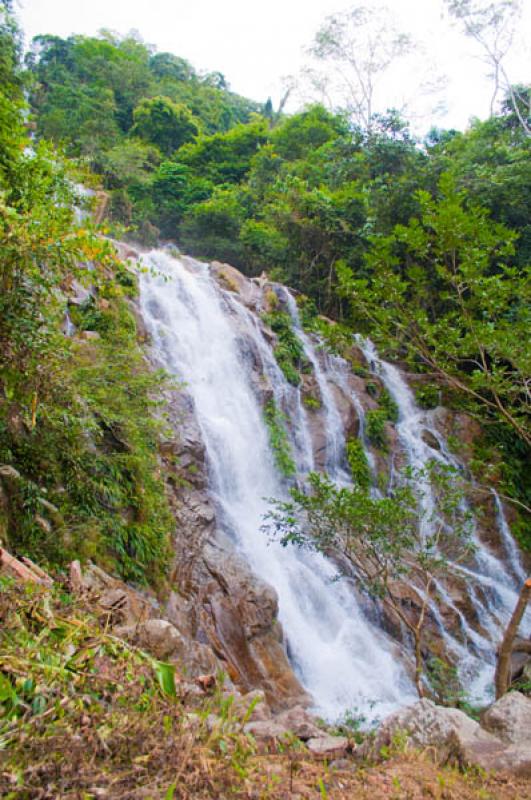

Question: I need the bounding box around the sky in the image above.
[16,0,531,134]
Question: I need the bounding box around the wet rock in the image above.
[306,735,349,757]
[198,540,309,709]
[128,299,150,343]
[421,429,441,451]
[203,543,279,638]
[481,692,531,745]
[112,241,141,263]
[67,279,92,306]
[331,384,360,441]
[211,262,261,309]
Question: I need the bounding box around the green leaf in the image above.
[164,783,176,800]
[154,661,177,698]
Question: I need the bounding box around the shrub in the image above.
[346,439,371,488]
[365,409,388,450]
[262,310,311,387]
[263,400,296,478]
[415,384,440,410]
[380,388,399,422]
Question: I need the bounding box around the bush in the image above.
[415,384,440,410]
[346,438,371,488]
[261,310,311,387]
[365,409,388,450]
[380,388,399,422]
[263,400,296,478]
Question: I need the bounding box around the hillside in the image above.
[0,1,530,796]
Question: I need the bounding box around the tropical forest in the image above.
[0,0,530,796]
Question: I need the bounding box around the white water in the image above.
[283,291,347,480]
[140,250,417,722]
[138,247,528,718]
[359,338,530,702]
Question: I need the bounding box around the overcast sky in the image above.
[16,0,531,134]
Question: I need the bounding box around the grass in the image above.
[1,577,528,799]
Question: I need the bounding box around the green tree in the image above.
[175,119,268,184]
[271,104,347,160]
[180,186,246,265]
[339,174,531,447]
[132,95,199,155]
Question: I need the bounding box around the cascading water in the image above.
[359,337,530,702]
[283,291,347,480]
[138,245,527,720]
[140,249,417,722]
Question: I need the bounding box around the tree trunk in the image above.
[494,578,531,699]
[413,628,425,699]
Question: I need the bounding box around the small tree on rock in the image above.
[264,463,473,698]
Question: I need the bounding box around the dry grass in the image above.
[1,578,529,800]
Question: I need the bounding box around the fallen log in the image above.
[0,547,53,586]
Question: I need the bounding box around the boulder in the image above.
[481,692,531,745]
[211,262,261,309]
[306,735,349,757]
[232,690,271,722]
[244,720,288,741]
[132,619,186,661]
[275,706,323,740]
[118,618,219,677]
[421,429,441,451]
[371,698,531,776]
[67,279,92,307]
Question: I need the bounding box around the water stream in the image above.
[140,250,415,721]
[359,338,530,700]
[139,248,528,720]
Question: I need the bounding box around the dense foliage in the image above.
[0,6,172,582]
[4,14,531,566]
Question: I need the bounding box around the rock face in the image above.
[154,379,307,710]
[129,251,528,723]
[371,696,531,776]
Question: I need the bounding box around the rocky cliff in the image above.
[114,242,530,720]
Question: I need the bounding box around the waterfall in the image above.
[139,249,417,722]
[359,337,530,702]
[138,246,528,719]
[283,291,347,480]
[492,490,527,585]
